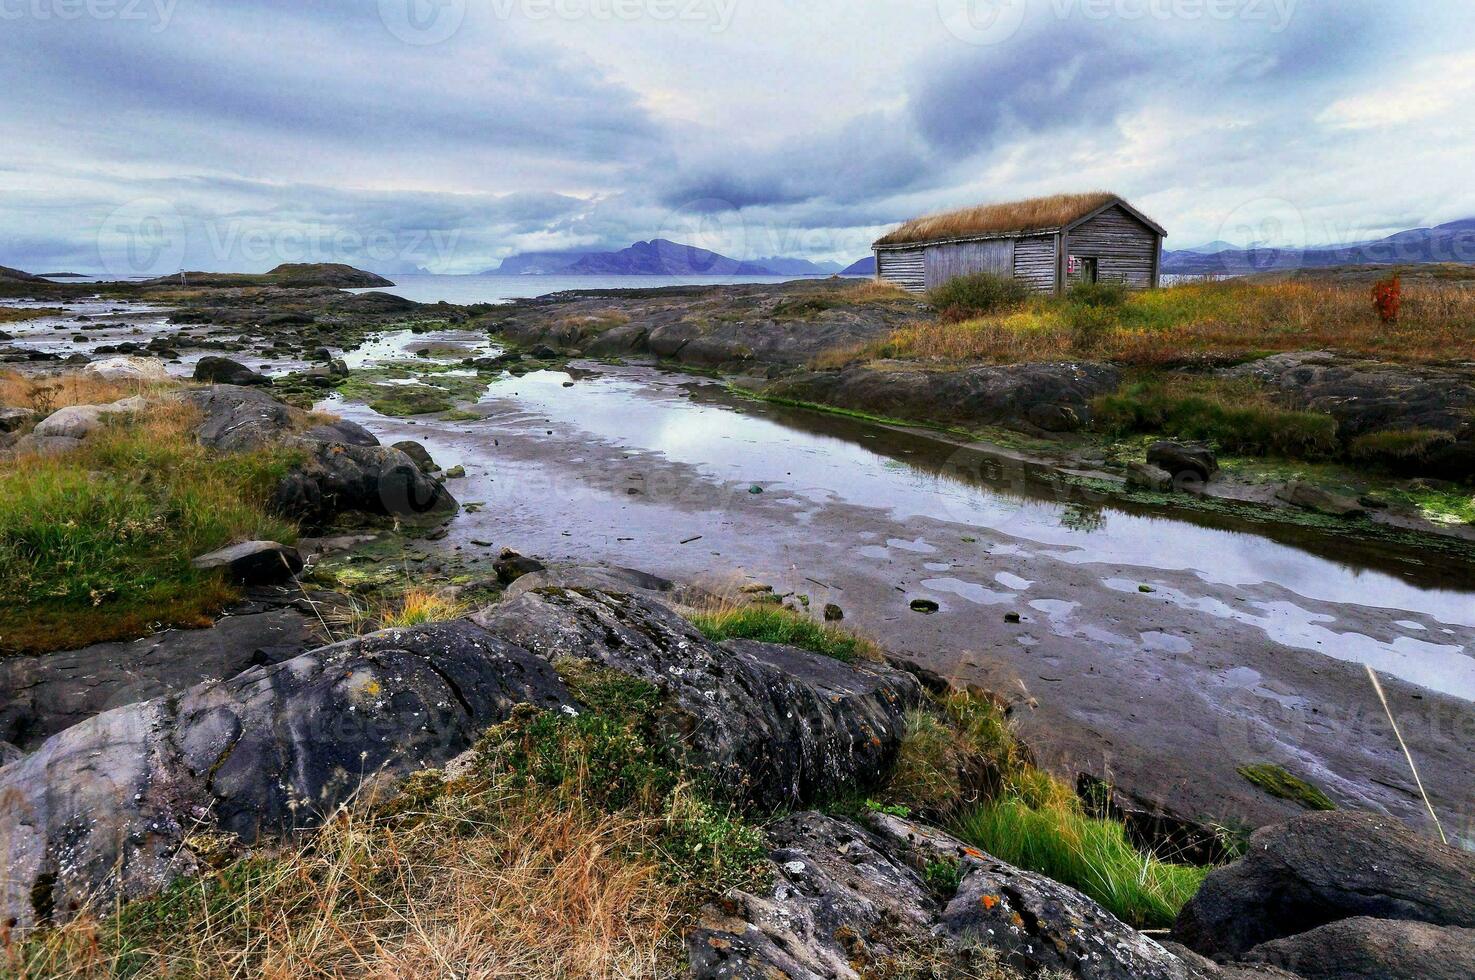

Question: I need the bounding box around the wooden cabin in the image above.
[872,192,1165,295]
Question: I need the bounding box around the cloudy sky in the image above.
[2,0,1473,275]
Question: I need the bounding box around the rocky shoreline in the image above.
[2,269,1473,976]
[4,553,1471,976]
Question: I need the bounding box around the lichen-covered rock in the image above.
[474,589,922,810]
[690,811,1210,980]
[1174,811,1475,959]
[83,355,170,382]
[943,847,1197,980]
[0,622,573,932]
[687,811,954,980]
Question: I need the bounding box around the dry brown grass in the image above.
[334,587,474,636]
[0,307,64,325]
[0,369,152,415]
[9,787,683,979]
[875,192,1122,246]
[841,279,913,303]
[820,278,1475,367]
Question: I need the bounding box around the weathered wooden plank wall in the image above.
[1063,206,1159,288]
[876,248,926,292]
[1012,235,1058,293]
[923,239,1014,290]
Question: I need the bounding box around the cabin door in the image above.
[1079,257,1098,283]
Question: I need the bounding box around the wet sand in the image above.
[320,350,1475,834]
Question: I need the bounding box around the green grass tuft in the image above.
[0,407,300,654]
[687,604,875,663]
[928,272,1031,321]
[952,798,1209,929]
[1093,376,1340,459]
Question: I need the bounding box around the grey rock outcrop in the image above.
[1245,917,1475,980]
[1174,811,1475,959]
[0,607,315,750]
[690,810,1205,980]
[192,355,270,386]
[190,540,303,584]
[0,588,924,931]
[0,621,574,932]
[182,384,294,452]
[473,587,922,810]
[766,361,1120,433]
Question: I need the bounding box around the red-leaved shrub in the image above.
[1372,274,1401,324]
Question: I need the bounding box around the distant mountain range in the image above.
[841,256,876,276]
[1163,219,1475,275]
[487,239,855,277]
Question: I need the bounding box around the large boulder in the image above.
[1245,917,1475,980]
[0,621,574,932]
[472,588,923,810]
[1174,811,1475,959]
[193,355,270,387]
[1,588,927,932]
[181,384,294,452]
[272,441,458,528]
[83,356,170,382]
[190,541,303,584]
[1148,441,1219,484]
